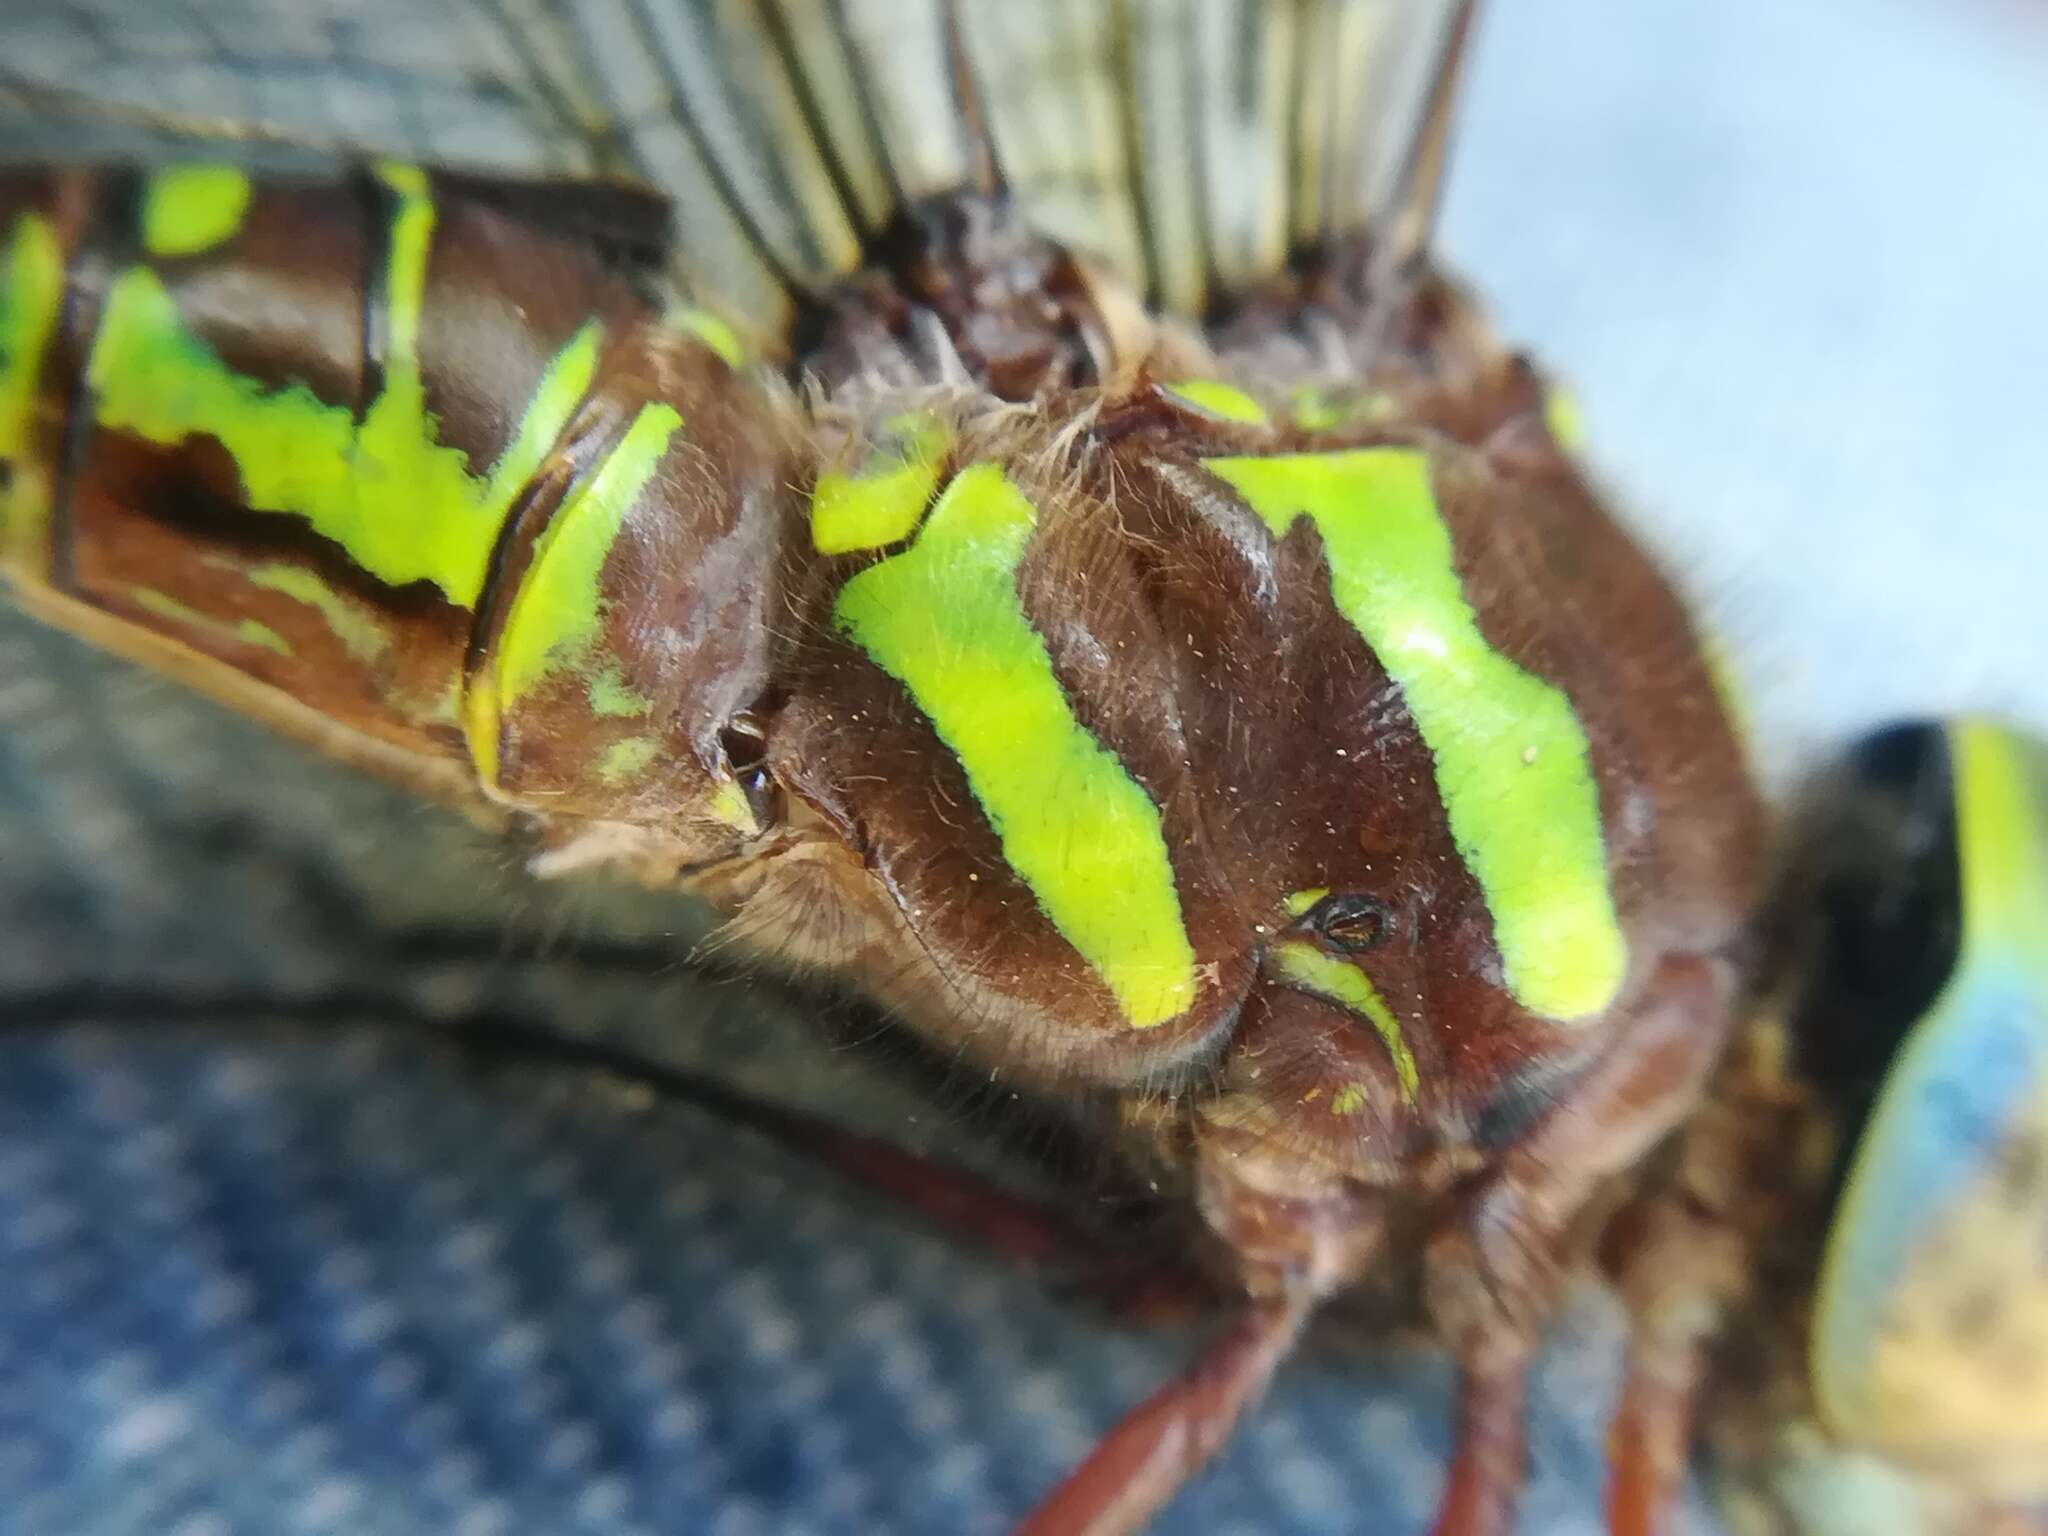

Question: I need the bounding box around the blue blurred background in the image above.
[0,1,2044,1532]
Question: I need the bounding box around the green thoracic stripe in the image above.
[494,401,683,711]
[142,165,253,257]
[1162,379,1270,426]
[1206,448,1627,1023]
[833,462,1199,1029]
[810,411,950,555]
[88,162,601,609]
[1271,937,1420,1103]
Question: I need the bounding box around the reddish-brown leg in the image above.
[456,1020,1213,1321]
[1013,1295,1310,1536]
[1432,1343,1534,1536]
[1427,955,1740,1536]
[1602,1198,1746,1536]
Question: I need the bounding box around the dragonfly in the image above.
[0,1,2042,1532]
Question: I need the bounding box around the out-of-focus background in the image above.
[0,1,2042,1533]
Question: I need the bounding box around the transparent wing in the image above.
[2,0,1474,333]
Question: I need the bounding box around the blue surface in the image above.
[1,0,2044,1532]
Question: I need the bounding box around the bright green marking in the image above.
[1329,1083,1369,1116]
[0,213,64,563]
[1164,380,1269,426]
[131,586,292,657]
[142,166,253,257]
[0,214,62,455]
[1543,385,1587,452]
[1291,387,1398,434]
[587,662,652,719]
[1272,938,1419,1103]
[707,779,759,834]
[598,735,661,786]
[669,306,744,368]
[242,563,390,666]
[833,462,1198,1028]
[1699,628,1752,751]
[1209,449,1626,1022]
[1282,887,1329,919]
[495,402,682,710]
[810,412,950,555]
[89,166,602,608]
[1951,720,2048,964]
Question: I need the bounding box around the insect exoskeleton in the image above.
[0,2,1786,1531]
[1608,719,2048,1536]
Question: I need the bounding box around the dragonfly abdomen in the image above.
[0,160,785,842]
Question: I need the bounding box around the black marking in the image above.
[823,0,905,212]
[1316,1,1348,242]
[1181,8,1220,314]
[1786,722,1964,1206]
[461,393,625,693]
[1108,0,1162,307]
[1374,0,1481,281]
[473,0,636,179]
[760,0,874,244]
[355,162,391,415]
[618,0,807,298]
[1283,0,1314,250]
[49,168,145,593]
[1306,893,1394,955]
[941,0,1006,200]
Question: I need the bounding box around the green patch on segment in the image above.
[242,562,391,666]
[1209,448,1626,1023]
[706,779,759,835]
[1330,1082,1369,1116]
[810,412,950,555]
[669,306,744,369]
[1291,387,1398,434]
[1282,886,1330,919]
[90,165,601,609]
[833,461,1197,1028]
[1543,384,1587,453]
[131,585,292,657]
[1163,380,1269,426]
[142,166,253,257]
[598,735,661,786]
[1271,938,1420,1103]
[0,212,64,566]
[494,402,681,711]
[586,662,653,719]
[1699,627,1752,753]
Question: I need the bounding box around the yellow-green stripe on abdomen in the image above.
[90,165,599,611]
[0,163,720,818]
[833,462,1200,1029]
[1207,448,1627,1024]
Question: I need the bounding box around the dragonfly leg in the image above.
[447,1019,1216,1321]
[1601,1196,1746,1536]
[1426,954,1740,1536]
[1012,1294,1310,1536]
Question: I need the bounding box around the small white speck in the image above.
[1522,745,1539,764]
